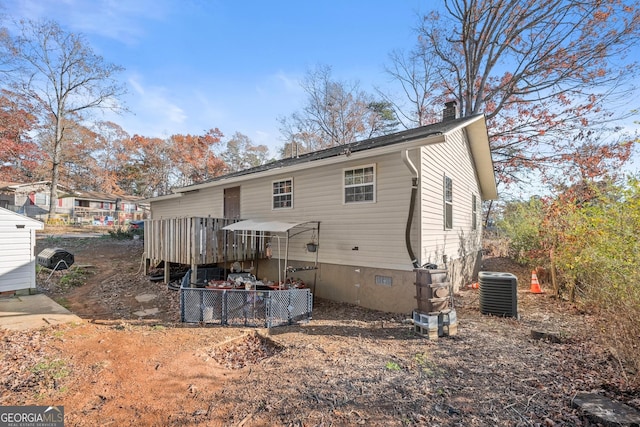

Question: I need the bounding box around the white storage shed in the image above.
[0,207,44,293]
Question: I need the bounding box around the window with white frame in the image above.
[35,192,48,205]
[444,176,453,229]
[273,178,293,209]
[344,165,375,203]
[472,194,478,230]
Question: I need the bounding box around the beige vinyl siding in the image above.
[419,129,482,265]
[240,153,415,270]
[151,187,224,219]
[152,152,418,271]
[148,131,488,272]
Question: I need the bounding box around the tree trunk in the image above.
[484,199,494,229]
[47,116,64,220]
[550,247,559,298]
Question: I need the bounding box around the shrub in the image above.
[108,227,134,240]
[498,177,640,384]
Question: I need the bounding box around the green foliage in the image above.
[31,359,69,380]
[385,361,402,371]
[31,358,70,395]
[59,268,86,289]
[552,178,640,377]
[498,176,640,382]
[497,197,545,264]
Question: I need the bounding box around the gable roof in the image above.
[155,114,497,200]
[0,207,44,230]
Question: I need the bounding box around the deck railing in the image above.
[144,217,268,266]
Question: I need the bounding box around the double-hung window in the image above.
[344,165,375,203]
[273,178,293,209]
[444,175,453,229]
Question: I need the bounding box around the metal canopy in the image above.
[222,219,320,291]
[222,219,313,234]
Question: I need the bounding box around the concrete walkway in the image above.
[0,293,83,330]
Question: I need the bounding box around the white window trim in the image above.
[343,164,376,204]
[272,177,294,210]
[444,175,453,230]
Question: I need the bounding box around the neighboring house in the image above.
[0,181,147,224]
[0,181,69,218]
[147,109,498,314]
[0,207,44,293]
[57,190,147,225]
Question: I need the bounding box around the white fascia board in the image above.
[143,192,184,203]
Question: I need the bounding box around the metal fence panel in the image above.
[180,287,312,327]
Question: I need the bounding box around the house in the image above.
[57,190,147,225]
[0,207,44,294]
[147,110,497,314]
[0,181,69,219]
[0,181,147,224]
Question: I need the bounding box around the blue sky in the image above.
[2,0,428,156]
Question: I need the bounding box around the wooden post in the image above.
[191,263,198,287]
[164,262,171,284]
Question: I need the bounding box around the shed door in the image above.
[0,229,36,292]
[224,187,240,219]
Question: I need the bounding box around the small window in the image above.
[375,275,393,286]
[273,178,293,209]
[472,194,478,230]
[344,165,375,203]
[35,192,48,205]
[444,176,453,229]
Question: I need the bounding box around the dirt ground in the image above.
[1,231,639,426]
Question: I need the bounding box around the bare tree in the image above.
[386,0,640,186]
[4,19,126,217]
[279,64,398,155]
[378,49,442,128]
[222,132,270,172]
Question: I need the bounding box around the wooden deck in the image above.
[144,217,268,271]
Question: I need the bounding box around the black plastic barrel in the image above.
[37,248,75,270]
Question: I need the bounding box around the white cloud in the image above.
[4,0,171,45]
[114,75,187,137]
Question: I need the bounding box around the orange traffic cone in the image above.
[530,270,543,294]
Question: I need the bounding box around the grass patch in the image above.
[58,268,87,290]
[31,359,69,380]
[31,358,70,394]
[413,352,441,377]
[385,361,402,371]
